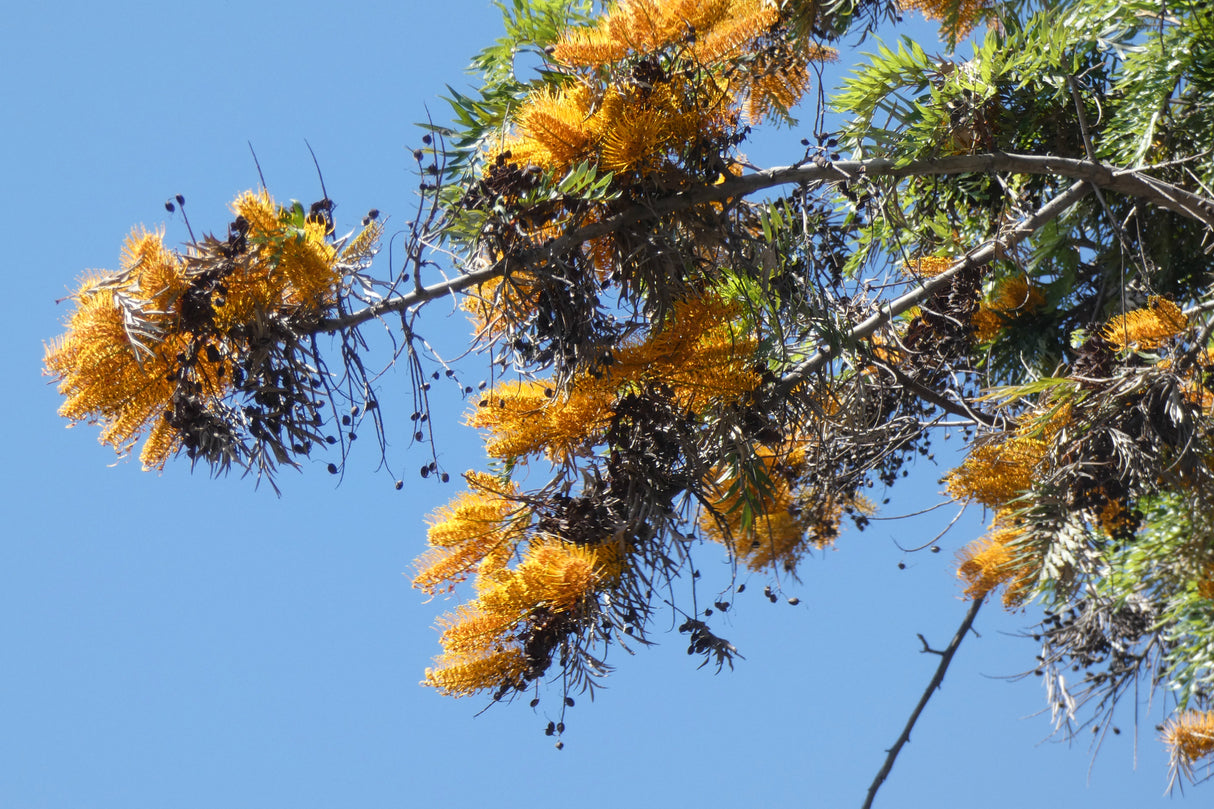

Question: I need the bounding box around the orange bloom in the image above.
[1102,296,1187,352]
[956,521,1037,606]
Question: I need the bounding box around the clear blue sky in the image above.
[1,1,1195,807]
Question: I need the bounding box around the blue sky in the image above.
[1,1,1198,807]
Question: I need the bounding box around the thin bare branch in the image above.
[861,597,984,809]
[313,154,1213,334]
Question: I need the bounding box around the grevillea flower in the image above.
[413,472,529,595]
[699,442,865,574]
[1163,710,1214,785]
[905,255,955,277]
[44,192,381,470]
[1102,296,1187,352]
[468,293,760,463]
[495,0,833,185]
[972,276,1046,341]
[420,539,623,697]
[898,0,993,38]
[551,0,774,67]
[945,436,1046,509]
[423,647,529,697]
[44,230,208,467]
[956,521,1037,606]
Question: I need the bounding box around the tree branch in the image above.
[861,597,984,809]
[774,180,1094,397]
[314,153,1213,334]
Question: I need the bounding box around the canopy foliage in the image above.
[44,0,1214,790]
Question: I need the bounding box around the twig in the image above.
[312,152,1214,334]
[776,180,1093,397]
[861,597,984,809]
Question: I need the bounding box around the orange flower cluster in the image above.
[898,0,992,38]
[1102,296,1187,352]
[468,294,760,463]
[470,379,610,462]
[1163,711,1214,781]
[415,470,627,697]
[413,472,531,595]
[552,0,776,67]
[45,231,194,466]
[956,519,1038,606]
[492,0,834,180]
[699,441,868,574]
[44,193,380,468]
[420,530,623,696]
[972,276,1046,341]
[945,435,1045,509]
[904,255,956,277]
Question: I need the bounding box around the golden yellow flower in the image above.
[945,436,1045,509]
[905,255,955,277]
[699,442,851,574]
[692,1,779,63]
[1102,296,1187,352]
[502,0,831,182]
[45,230,195,464]
[898,0,992,38]
[972,276,1045,341]
[46,191,378,470]
[553,0,739,65]
[213,191,342,329]
[468,379,614,462]
[610,293,761,411]
[1163,710,1214,781]
[506,82,599,172]
[478,539,619,616]
[737,44,836,124]
[955,521,1037,606]
[435,605,520,655]
[413,472,530,594]
[467,293,759,463]
[425,472,525,547]
[423,647,528,697]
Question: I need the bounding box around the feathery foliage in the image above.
[44,0,1214,791]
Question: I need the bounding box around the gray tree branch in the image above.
[861,597,984,809]
[314,152,1213,334]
